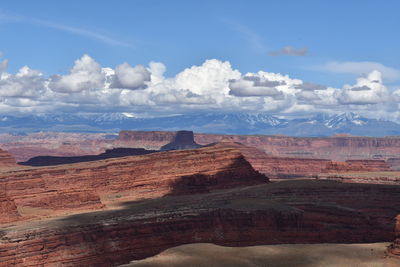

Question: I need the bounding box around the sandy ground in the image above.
[121,242,399,267]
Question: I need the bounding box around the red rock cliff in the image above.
[0,148,16,168]
[0,184,19,224]
[0,143,267,222]
[117,131,400,161]
[1,180,399,266]
[209,141,392,180]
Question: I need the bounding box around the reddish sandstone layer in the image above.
[0,184,19,224]
[117,131,400,161]
[0,132,114,162]
[0,144,267,222]
[117,131,176,150]
[210,141,392,180]
[4,131,400,164]
[1,180,399,266]
[0,149,16,168]
[5,130,400,164]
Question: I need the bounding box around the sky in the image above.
[0,0,400,120]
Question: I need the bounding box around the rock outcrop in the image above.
[0,143,267,222]
[0,148,16,168]
[1,180,399,266]
[117,131,176,150]
[160,130,202,151]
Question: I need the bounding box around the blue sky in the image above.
[0,0,400,119]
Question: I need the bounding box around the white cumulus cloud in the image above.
[48,54,105,93]
[0,54,399,120]
[111,63,150,90]
[0,66,45,98]
[339,70,390,105]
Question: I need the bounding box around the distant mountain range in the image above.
[1,112,400,137]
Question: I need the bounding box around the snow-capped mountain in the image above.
[323,113,367,128]
[0,112,400,136]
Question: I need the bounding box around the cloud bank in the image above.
[0,54,399,121]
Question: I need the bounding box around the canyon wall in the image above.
[0,132,114,162]
[0,143,267,222]
[1,180,399,266]
[210,141,392,180]
[0,149,16,168]
[4,130,400,163]
[0,184,19,224]
[117,131,400,161]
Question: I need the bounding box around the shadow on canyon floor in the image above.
[18,147,158,166]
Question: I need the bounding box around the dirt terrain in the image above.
[122,243,399,267]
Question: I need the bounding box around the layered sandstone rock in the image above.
[1,180,399,266]
[117,131,400,161]
[0,143,267,222]
[0,132,114,162]
[0,184,20,224]
[5,130,400,164]
[117,131,175,150]
[387,158,400,170]
[0,148,16,168]
[209,141,393,180]
[160,130,202,151]
[194,134,400,161]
